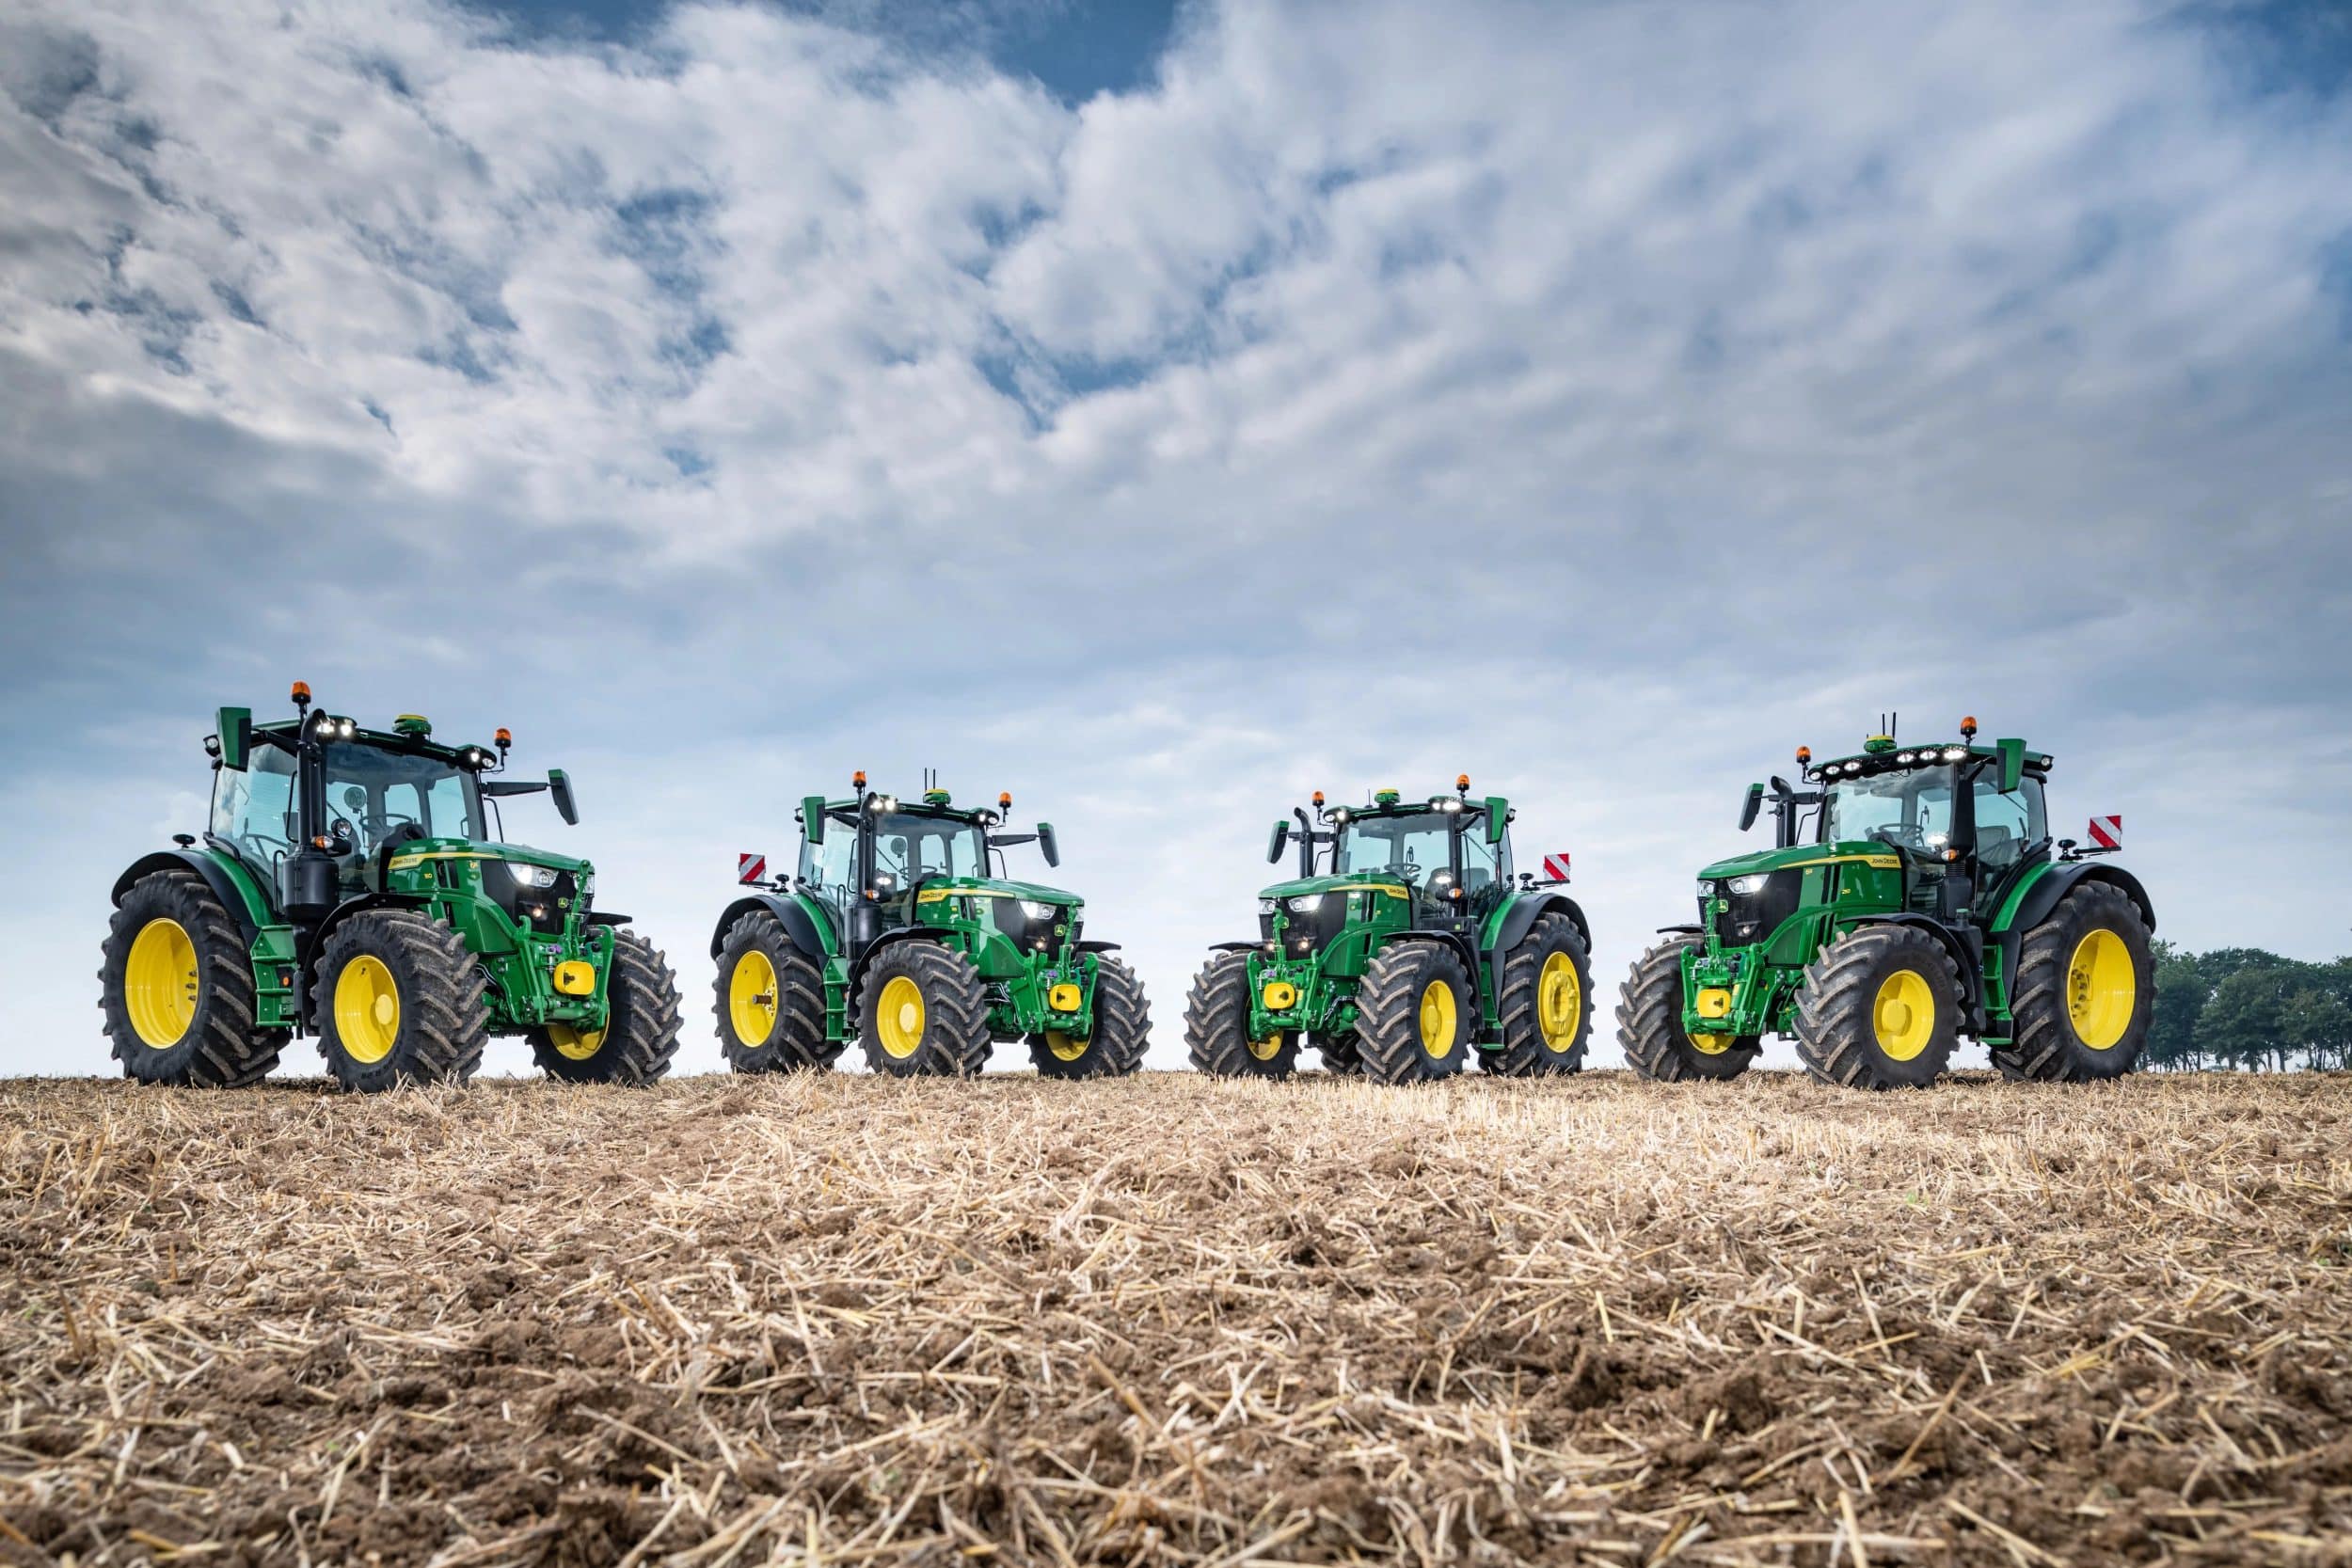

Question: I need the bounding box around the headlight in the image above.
[1289,895,1325,913]
[1727,874,1770,895]
[511,863,559,888]
[1697,880,1716,901]
[1019,899,1055,920]
[1258,897,1278,915]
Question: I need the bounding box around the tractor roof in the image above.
[251,716,495,766]
[1804,738,2052,785]
[820,793,997,826]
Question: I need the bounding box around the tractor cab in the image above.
[793,776,1070,959]
[1271,782,1518,933]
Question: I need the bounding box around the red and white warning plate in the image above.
[1542,851,1573,881]
[2087,816,2122,851]
[738,851,767,884]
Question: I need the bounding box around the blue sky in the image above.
[3,0,2349,1076]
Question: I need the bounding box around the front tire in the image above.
[1995,882,2153,1082]
[1615,937,1757,1081]
[714,911,838,1072]
[532,930,682,1085]
[1356,942,1474,1085]
[1484,912,1592,1076]
[857,942,991,1077]
[100,868,286,1086]
[1031,957,1152,1078]
[1184,951,1299,1079]
[315,910,488,1091]
[1791,925,1961,1090]
[1317,1031,1364,1075]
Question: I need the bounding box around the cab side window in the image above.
[799,816,856,913]
[211,752,296,875]
[1460,827,1507,918]
[1974,776,2046,872]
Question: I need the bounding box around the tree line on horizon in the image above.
[2144,942,2352,1072]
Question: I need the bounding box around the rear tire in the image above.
[100,868,286,1086]
[1614,937,1756,1081]
[1317,1031,1363,1074]
[1791,925,1960,1090]
[1184,951,1298,1079]
[315,910,488,1091]
[1484,912,1592,1076]
[532,930,681,1085]
[1031,956,1151,1078]
[714,911,838,1072]
[1995,882,2153,1082]
[1356,942,1474,1085]
[857,942,991,1077]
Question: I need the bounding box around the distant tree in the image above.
[2199,967,2295,1071]
[2147,954,2210,1071]
[2284,985,2351,1072]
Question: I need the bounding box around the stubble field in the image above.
[3,1070,2349,1566]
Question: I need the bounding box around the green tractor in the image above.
[1184,777,1593,1083]
[709,773,1149,1077]
[1616,716,2154,1090]
[99,682,683,1091]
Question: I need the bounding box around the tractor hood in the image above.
[915,875,1078,907]
[1696,840,1892,880]
[1258,871,1406,901]
[389,837,592,877]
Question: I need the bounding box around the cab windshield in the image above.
[1334,811,1454,886]
[323,741,485,855]
[868,810,988,893]
[1821,766,1953,856]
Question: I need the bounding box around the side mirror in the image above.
[216,707,252,770]
[1267,819,1291,863]
[1997,737,2026,795]
[1484,797,1509,845]
[1037,821,1059,868]
[548,768,579,826]
[802,795,827,845]
[1740,782,1765,832]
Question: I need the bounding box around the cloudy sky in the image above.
[5,0,2348,1078]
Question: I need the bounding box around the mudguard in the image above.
[1208,940,1260,953]
[1074,940,1122,953]
[1992,862,2155,998]
[1843,912,1983,1019]
[842,927,951,1022]
[1490,891,1592,955]
[113,848,272,947]
[708,892,831,960]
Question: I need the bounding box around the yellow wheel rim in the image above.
[730,949,779,1047]
[1689,1032,1731,1056]
[2067,928,2135,1050]
[1247,1032,1283,1061]
[1045,1030,1089,1062]
[1417,977,1457,1058]
[1537,952,1581,1051]
[548,1023,606,1061]
[124,917,199,1049]
[333,956,401,1065]
[1871,968,1935,1062]
[876,975,925,1059]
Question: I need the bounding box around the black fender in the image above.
[1844,912,1983,1025]
[1075,940,1122,953]
[1654,924,1704,937]
[1392,929,1484,988]
[842,927,950,1028]
[1994,863,2156,1006]
[708,893,828,960]
[298,893,431,1027]
[113,849,269,947]
[1492,892,1592,955]
[1208,940,1261,953]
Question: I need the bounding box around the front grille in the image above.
[1712,870,1802,947]
[991,897,1074,956]
[1268,895,1347,958]
[481,862,580,935]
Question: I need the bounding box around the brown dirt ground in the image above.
[3,1070,2349,1566]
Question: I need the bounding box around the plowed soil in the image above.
[4,1071,2349,1566]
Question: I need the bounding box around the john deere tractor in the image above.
[1184,778,1593,1083]
[1617,716,2154,1090]
[710,775,1149,1077]
[99,682,683,1091]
